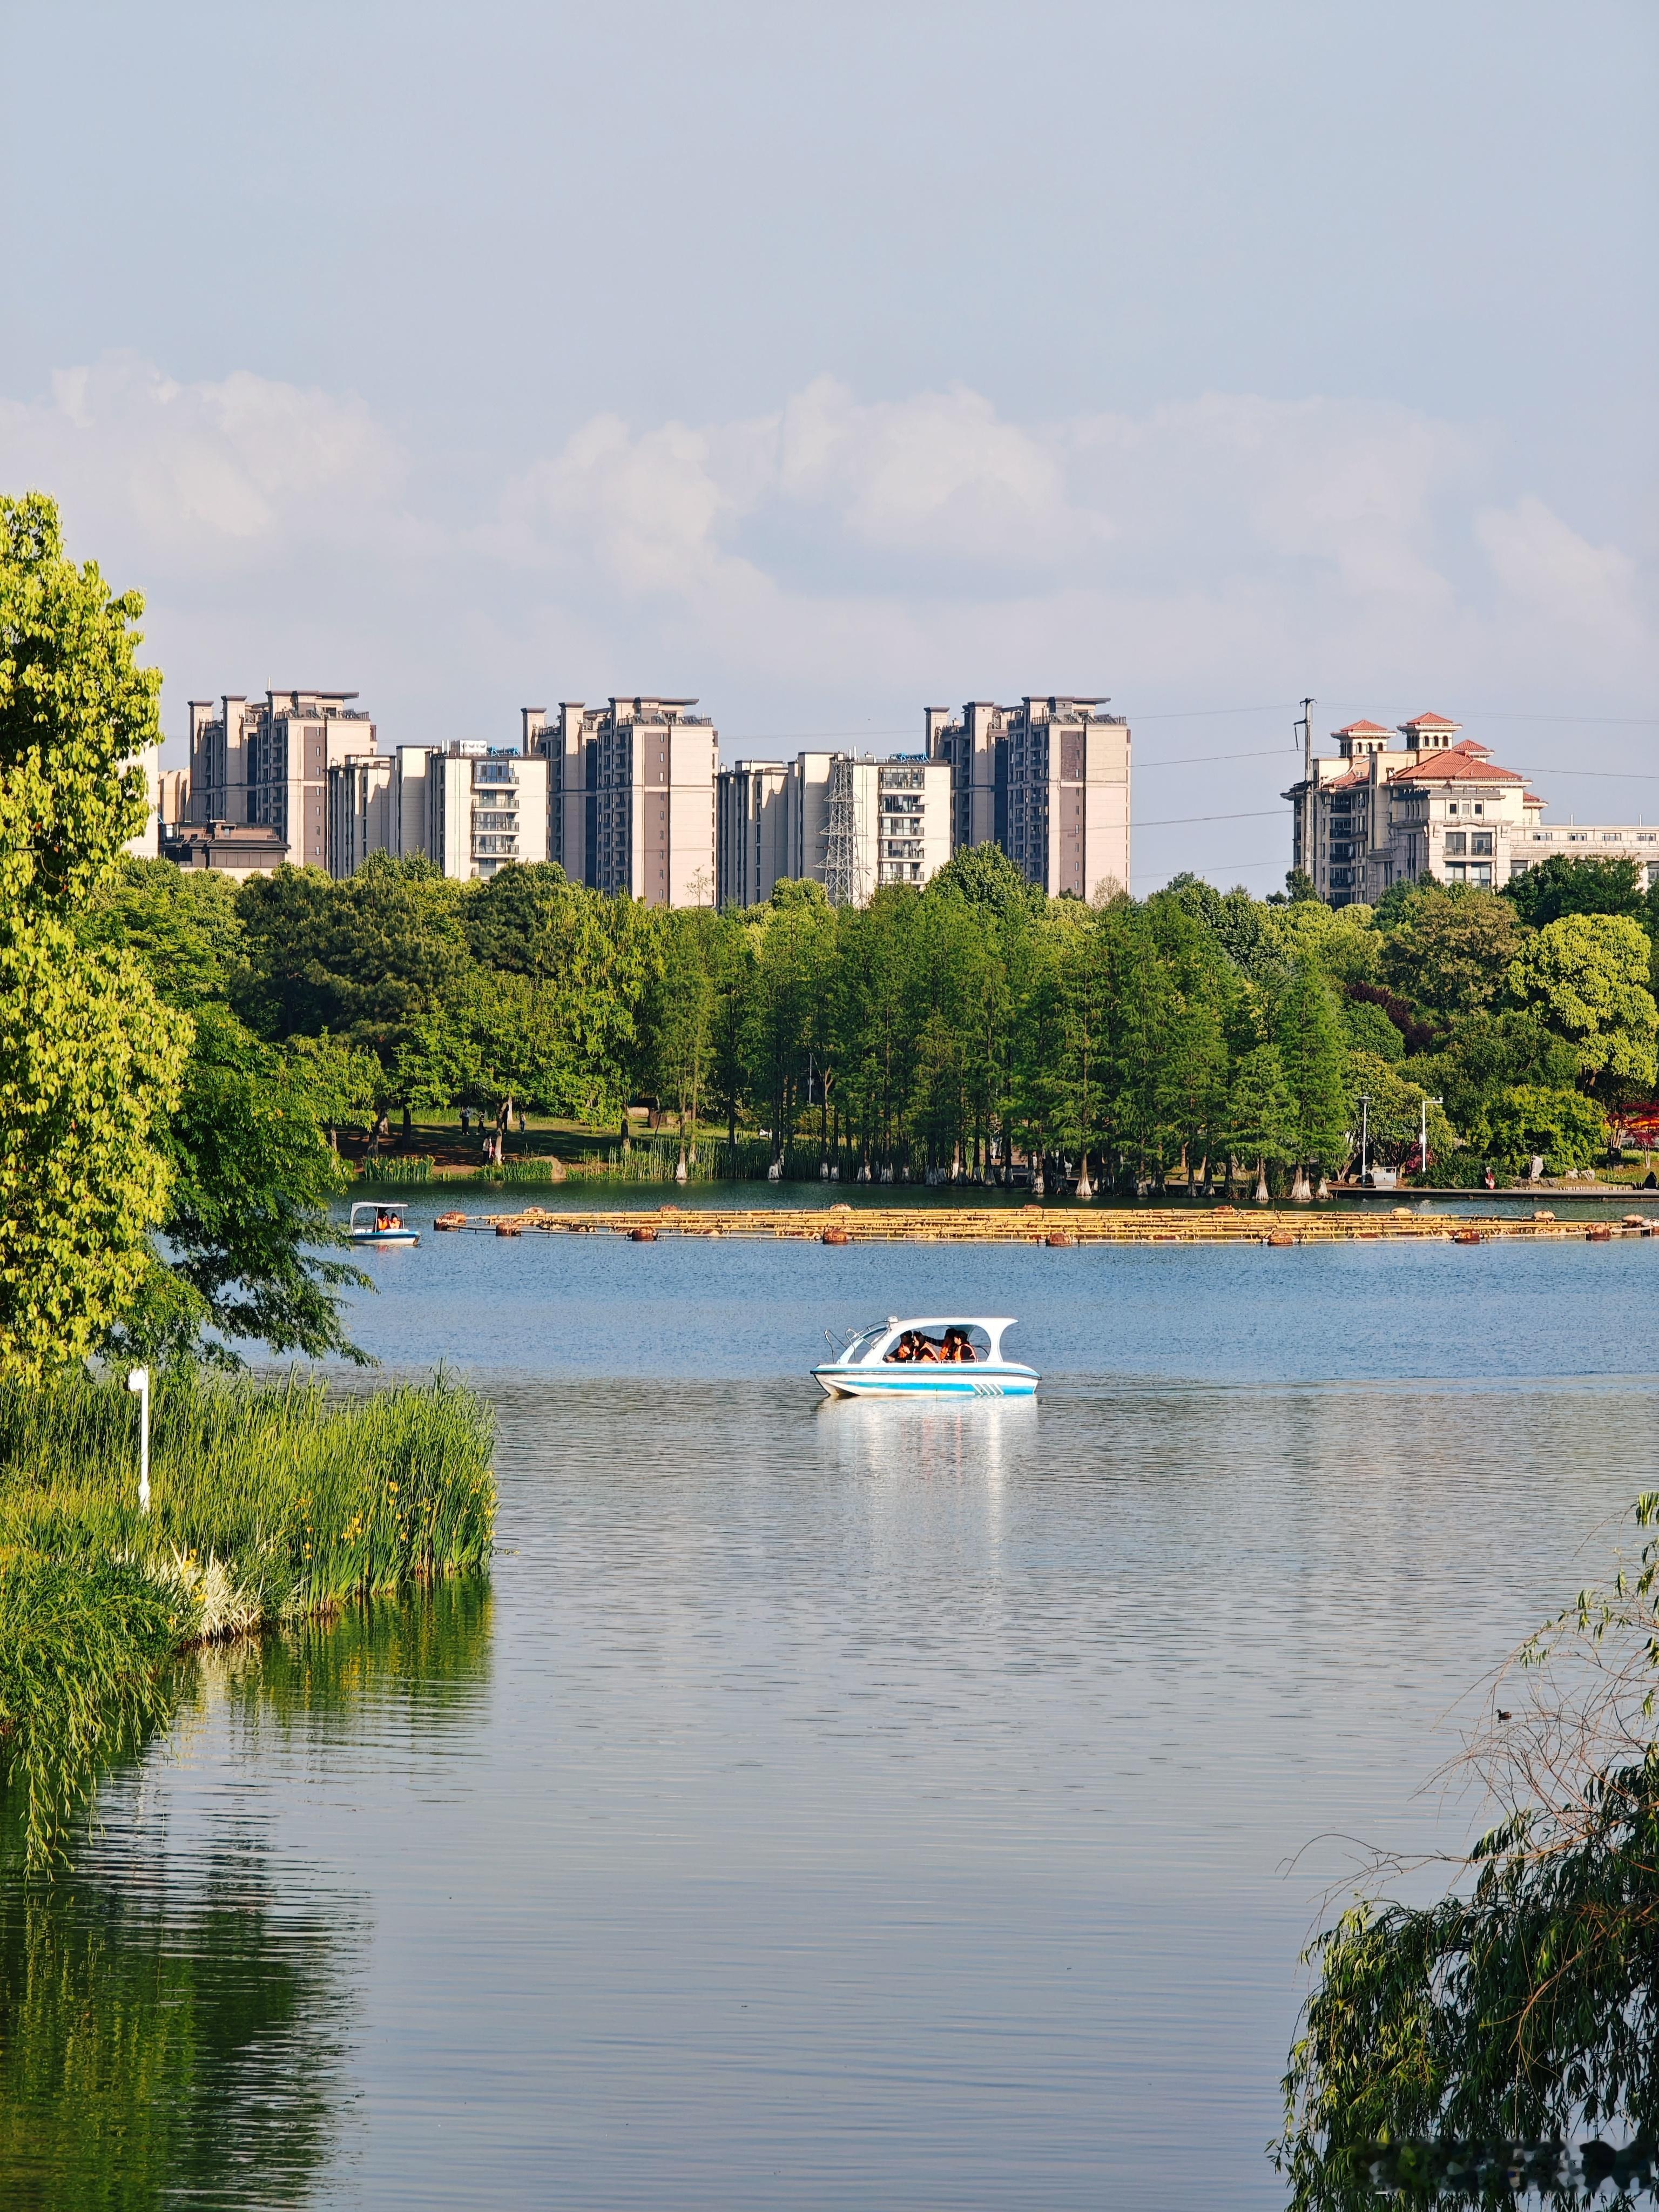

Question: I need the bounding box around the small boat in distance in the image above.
[813,1316,1038,1399]
[350,1200,420,1247]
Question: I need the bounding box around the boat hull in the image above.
[812,1364,1038,1400]
[352,1230,421,1247]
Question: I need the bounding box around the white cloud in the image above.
[1475,495,1645,646]
[0,353,414,574]
[1,355,1651,753]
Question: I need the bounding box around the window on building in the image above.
[1444,832,1467,855]
[1444,862,1467,882]
[1471,865,1492,886]
[1472,802,1484,817]
[1447,802,1459,817]
[1471,832,1494,856]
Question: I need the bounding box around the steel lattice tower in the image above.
[822,753,863,907]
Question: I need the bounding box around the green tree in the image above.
[77,856,246,1008]
[929,842,1042,918]
[1481,1084,1606,1176]
[234,854,469,1063]
[0,494,157,912]
[1276,966,1351,1172]
[0,495,189,1378]
[116,1006,367,1366]
[1378,885,1522,1019]
[1507,912,1658,1099]
[1225,1043,1298,1191]
[1503,852,1647,930]
[0,920,189,1379]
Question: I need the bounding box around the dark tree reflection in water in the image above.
[0,1579,491,2210]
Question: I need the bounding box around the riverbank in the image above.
[0,1370,495,1868]
[427,1202,1659,1245]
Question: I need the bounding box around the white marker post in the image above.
[127,1366,151,1514]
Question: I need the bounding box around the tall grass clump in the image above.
[0,1368,495,1868]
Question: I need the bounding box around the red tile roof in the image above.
[1388,738,1522,785]
[1333,719,1392,736]
[1399,712,1461,730]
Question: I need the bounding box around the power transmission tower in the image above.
[822,753,863,907]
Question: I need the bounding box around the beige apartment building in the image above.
[925,696,1131,899]
[524,699,718,905]
[716,759,792,907]
[713,751,953,907]
[186,689,379,866]
[1285,712,1659,905]
[326,753,396,878]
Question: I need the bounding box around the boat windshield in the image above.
[841,1325,888,1364]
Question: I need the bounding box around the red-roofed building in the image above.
[1284,716,1547,906]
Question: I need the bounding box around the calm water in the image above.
[4,1218,1657,2208]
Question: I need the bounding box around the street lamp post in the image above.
[1359,1095,1371,1185]
[1420,1094,1443,1185]
[126,1366,150,1515]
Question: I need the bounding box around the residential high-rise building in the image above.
[423,745,550,879]
[326,753,396,878]
[524,698,717,905]
[713,750,952,907]
[716,759,791,907]
[1285,712,1659,905]
[185,689,378,866]
[924,697,1131,898]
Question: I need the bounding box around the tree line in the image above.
[98,825,1659,1200]
[7,484,1659,1375]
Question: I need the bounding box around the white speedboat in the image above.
[350,1200,420,1247]
[813,1316,1038,1399]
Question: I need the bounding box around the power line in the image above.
[1136,806,1285,828]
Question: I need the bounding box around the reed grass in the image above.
[0,1367,496,1869]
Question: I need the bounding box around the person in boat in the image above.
[912,1334,941,1363]
[942,1327,975,1363]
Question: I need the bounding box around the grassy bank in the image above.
[0,1369,495,1869]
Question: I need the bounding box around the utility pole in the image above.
[1296,697,1316,893]
[1359,1095,1371,1186]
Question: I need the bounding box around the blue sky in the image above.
[3,0,1654,889]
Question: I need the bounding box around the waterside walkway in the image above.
[440,1205,1658,1246]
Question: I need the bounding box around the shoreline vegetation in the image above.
[0,1368,495,1871]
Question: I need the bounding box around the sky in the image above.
[2,0,1655,891]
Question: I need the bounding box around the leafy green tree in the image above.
[0,920,189,1379]
[1340,997,1404,1063]
[929,842,1042,918]
[1481,1084,1606,1175]
[77,857,246,1008]
[1428,1009,1580,1141]
[1276,967,1351,1171]
[1345,1050,1449,1170]
[1503,852,1647,929]
[117,1006,367,1366]
[1507,912,1658,1099]
[0,494,189,1378]
[458,859,570,974]
[234,854,469,1063]
[0,494,157,912]
[1378,885,1522,1019]
[1225,1043,1298,1190]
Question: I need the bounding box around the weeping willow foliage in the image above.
[1277,1496,1659,2208]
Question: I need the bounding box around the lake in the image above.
[4,1211,1656,2208]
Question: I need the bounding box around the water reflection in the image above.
[0,1580,492,2211]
